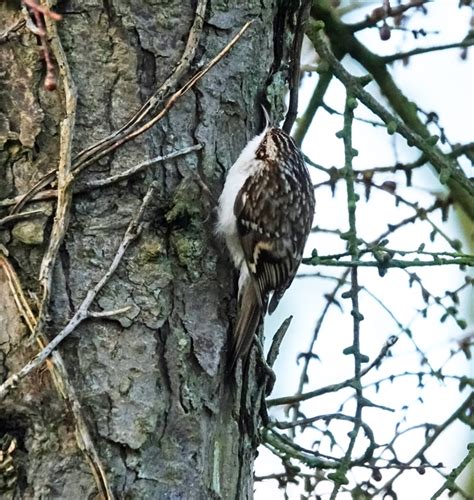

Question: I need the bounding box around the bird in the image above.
[216,115,315,371]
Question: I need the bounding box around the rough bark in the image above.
[0,0,294,498]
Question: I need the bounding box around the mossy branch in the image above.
[328,90,364,499]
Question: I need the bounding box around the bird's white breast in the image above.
[216,129,267,268]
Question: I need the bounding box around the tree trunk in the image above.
[0,1,292,498]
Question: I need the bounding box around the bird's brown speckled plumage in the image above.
[217,127,315,370]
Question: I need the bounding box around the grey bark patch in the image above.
[183,282,226,376]
[0,49,44,148]
[0,113,10,148]
[78,322,160,450]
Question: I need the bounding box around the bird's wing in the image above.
[234,164,304,313]
[228,128,315,369]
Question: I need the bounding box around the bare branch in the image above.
[348,0,429,32]
[88,306,132,318]
[0,254,115,500]
[0,183,156,401]
[267,316,293,368]
[0,17,26,43]
[375,393,473,495]
[11,12,252,214]
[79,144,202,189]
[383,39,474,64]
[31,6,76,351]
[0,209,47,228]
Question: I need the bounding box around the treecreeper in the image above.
[217,120,315,370]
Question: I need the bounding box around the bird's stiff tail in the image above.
[228,281,262,372]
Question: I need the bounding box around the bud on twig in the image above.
[379,22,392,41]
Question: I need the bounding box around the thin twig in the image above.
[0,17,26,43]
[0,146,201,209]
[267,316,293,368]
[0,183,156,400]
[283,0,311,134]
[305,256,473,268]
[79,144,202,189]
[11,5,252,215]
[256,317,294,424]
[0,209,47,228]
[375,393,473,495]
[321,101,386,127]
[383,39,474,64]
[0,253,115,500]
[348,0,429,32]
[88,306,132,318]
[0,190,57,208]
[272,414,376,454]
[31,5,76,347]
